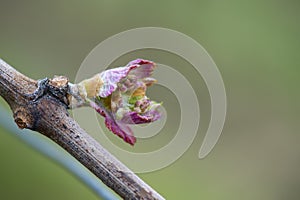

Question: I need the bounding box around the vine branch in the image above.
[0,59,164,200]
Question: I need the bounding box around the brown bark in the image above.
[0,59,164,200]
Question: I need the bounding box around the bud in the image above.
[69,59,162,145]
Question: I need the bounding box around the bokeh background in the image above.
[0,0,299,199]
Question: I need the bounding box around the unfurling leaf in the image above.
[68,59,162,145]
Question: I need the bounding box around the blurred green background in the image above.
[0,0,299,199]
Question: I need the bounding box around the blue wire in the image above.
[0,104,119,200]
